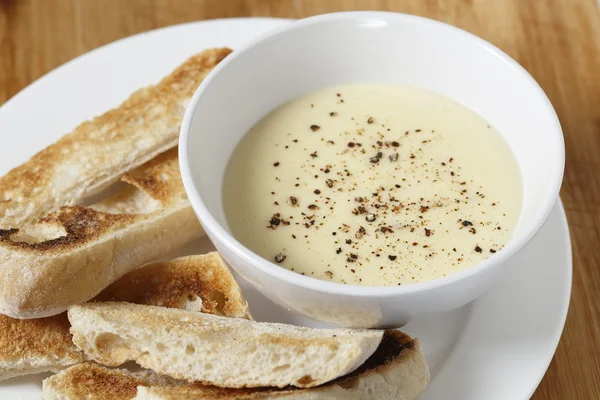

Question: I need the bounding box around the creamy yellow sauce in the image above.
[224,84,521,286]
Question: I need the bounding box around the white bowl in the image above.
[179,12,564,328]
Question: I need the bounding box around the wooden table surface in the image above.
[1,0,599,398]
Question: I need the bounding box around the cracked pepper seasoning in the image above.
[224,83,521,286]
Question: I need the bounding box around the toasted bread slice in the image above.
[0,253,250,381]
[0,148,204,319]
[94,253,250,319]
[0,48,231,229]
[42,331,429,400]
[0,314,83,381]
[41,364,183,400]
[68,302,383,389]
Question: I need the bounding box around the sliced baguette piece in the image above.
[0,48,231,229]
[94,253,250,319]
[0,148,203,319]
[42,330,428,400]
[68,302,384,389]
[0,253,250,381]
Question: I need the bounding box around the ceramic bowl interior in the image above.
[181,12,564,294]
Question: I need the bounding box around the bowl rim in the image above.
[179,11,565,297]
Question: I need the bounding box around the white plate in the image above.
[0,18,571,400]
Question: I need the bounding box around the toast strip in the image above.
[94,253,250,319]
[0,148,203,319]
[0,314,83,381]
[0,253,250,381]
[0,48,231,229]
[68,302,384,389]
[41,364,182,400]
[42,331,429,400]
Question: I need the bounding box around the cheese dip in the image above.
[224,84,521,286]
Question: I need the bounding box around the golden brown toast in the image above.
[94,254,250,319]
[0,253,250,381]
[42,364,183,400]
[0,48,231,229]
[0,314,83,381]
[41,331,429,400]
[68,302,384,389]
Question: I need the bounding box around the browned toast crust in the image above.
[0,148,183,253]
[0,206,138,251]
[43,363,170,400]
[0,314,83,372]
[95,253,250,319]
[54,365,142,400]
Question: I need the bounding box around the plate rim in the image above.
[418,199,571,399]
[525,199,572,399]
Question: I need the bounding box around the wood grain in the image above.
[0,0,599,398]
